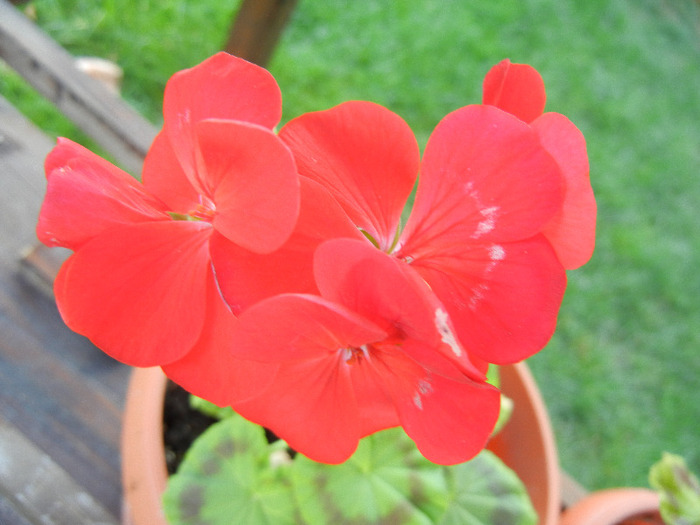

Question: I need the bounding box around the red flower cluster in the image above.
[37,54,595,465]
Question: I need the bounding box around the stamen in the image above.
[168,201,216,222]
[187,203,215,222]
[342,345,369,365]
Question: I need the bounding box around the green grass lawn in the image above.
[3,0,699,491]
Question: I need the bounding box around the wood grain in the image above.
[0,94,130,523]
[0,0,157,175]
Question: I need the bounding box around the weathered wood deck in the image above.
[0,2,587,523]
[0,85,129,524]
[0,2,155,522]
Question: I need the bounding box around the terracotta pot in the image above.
[560,488,662,525]
[121,366,168,525]
[121,362,560,525]
[486,363,560,525]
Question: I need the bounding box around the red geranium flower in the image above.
[279,64,592,365]
[209,177,366,315]
[37,53,299,404]
[228,238,500,465]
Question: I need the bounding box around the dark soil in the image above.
[162,382,289,475]
[162,381,217,475]
[618,510,664,524]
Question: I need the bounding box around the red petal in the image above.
[234,356,361,464]
[210,230,317,315]
[162,53,282,180]
[482,59,546,123]
[55,221,212,366]
[210,178,363,314]
[410,235,567,364]
[314,239,435,338]
[229,294,387,362]
[194,120,300,253]
[400,105,563,257]
[314,238,485,380]
[280,101,419,250]
[229,294,390,463]
[349,364,400,437]
[533,113,597,269]
[374,350,501,465]
[141,131,201,213]
[45,137,122,175]
[162,280,277,407]
[38,139,168,250]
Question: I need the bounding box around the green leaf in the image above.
[163,414,299,525]
[292,427,444,524]
[492,393,513,436]
[437,451,537,525]
[487,365,516,438]
[650,452,700,525]
[189,394,236,420]
[292,427,536,525]
[164,417,536,525]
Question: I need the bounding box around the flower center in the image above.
[168,198,216,223]
[342,345,370,365]
[187,203,216,222]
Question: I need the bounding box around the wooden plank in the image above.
[0,496,36,525]
[224,0,298,67]
[0,94,130,520]
[0,417,118,525]
[0,0,157,175]
[0,95,55,264]
[19,244,69,296]
[0,268,129,515]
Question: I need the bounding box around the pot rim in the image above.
[559,487,661,525]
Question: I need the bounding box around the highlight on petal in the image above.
[533,112,597,269]
[210,178,363,314]
[38,138,168,250]
[482,59,546,123]
[162,280,277,408]
[400,104,563,260]
[280,101,420,250]
[55,221,213,367]
[163,52,282,179]
[195,120,300,254]
[409,235,567,364]
[373,352,501,465]
[141,131,202,213]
